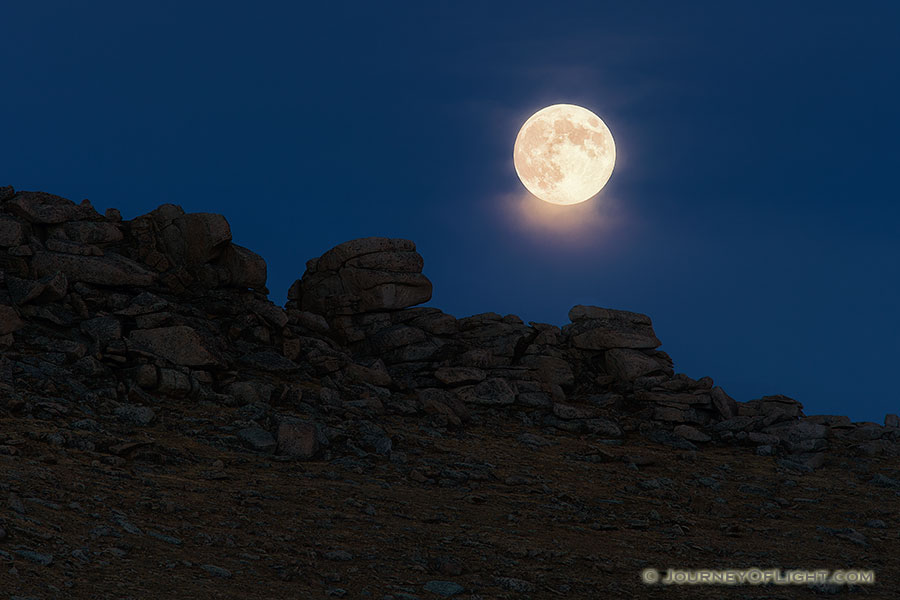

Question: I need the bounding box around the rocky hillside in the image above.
[1,186,898,599]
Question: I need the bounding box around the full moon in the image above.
[513,104,616,205]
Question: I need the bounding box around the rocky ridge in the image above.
[2,186,896,469]
[1,186,898,599]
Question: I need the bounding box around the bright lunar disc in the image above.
[513,104,616,205]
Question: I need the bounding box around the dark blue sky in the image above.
[3,2,898,423]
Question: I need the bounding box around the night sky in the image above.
[3,2,899,424]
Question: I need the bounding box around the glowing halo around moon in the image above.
[513,104,616,205]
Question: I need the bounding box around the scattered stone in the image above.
[869,474,900,489]
[115,405,156,426]
[147,531,183,545]
[423,580,464,597]
[495,577,534,593]
[14,549,53,566]
[200,564,232,578]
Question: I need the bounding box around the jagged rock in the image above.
[32,251,157,286]
[6,273,68,306]
[8,272,67,305]
[565,305,661,350]
[290,237,432,318]
[6,191,101,224]
[886,414,900,428]
[710,386,738,419]
[128,326,222,367]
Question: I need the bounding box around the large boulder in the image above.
[159,212,232,266]
[214,243,267,290]
[288,237,432,317]
[565,305,661,350]
[604,348,665,381]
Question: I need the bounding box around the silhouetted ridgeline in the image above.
[1,186,898,469]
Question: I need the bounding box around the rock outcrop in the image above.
[1,185,897,472]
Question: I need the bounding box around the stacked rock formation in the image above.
[1,186,898,471]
